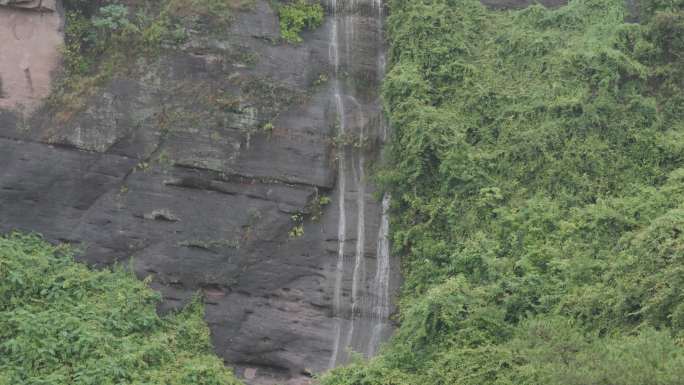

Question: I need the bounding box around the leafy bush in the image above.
[92,4,136,33]
[279,0,324,43]
[61,10,98,78]
[0,233,242,385]
[166,0,236,25]
[322,0,684,383]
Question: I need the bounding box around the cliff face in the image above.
[0,1,398,384]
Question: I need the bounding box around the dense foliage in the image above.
[0,233,242,385]
[323,0,684,383]
[277,0,325,43]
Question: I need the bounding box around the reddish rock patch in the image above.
[0,1,62,112]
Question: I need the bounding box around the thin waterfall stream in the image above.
[327,0,394,368]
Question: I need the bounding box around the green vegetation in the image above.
[289,212,306,238]
[278,0,325,43]
[309,193,332,221]
[0,233,242,385]
[52,0,241,122]
[323,0,684,384]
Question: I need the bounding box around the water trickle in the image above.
[329,0,339,72]
[328,91,348,368]
[367,193,391,356]
[329,0,346,369]
[328,131,346,368]
[344,124,366,358]
[328,0,393,369]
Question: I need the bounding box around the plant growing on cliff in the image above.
[289,212,305,238]
[93,4,136,34]
[278,0,324,43]
[50,0,248,122]
[0,232,243,385]
[332,132,370,149]
[61,10,97,77]
[309,192,332,221]
[166,0,237,25]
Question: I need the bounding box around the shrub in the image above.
[0,232,242,385]
[279,0,324,43]
[92,4,136,33]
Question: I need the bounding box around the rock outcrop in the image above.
[0,0,62,112]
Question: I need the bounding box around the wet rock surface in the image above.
[0,0,399,383]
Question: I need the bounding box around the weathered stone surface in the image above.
[0,137,138,239]
[0,1,404,384]
[0,0,62,112]
[0,0,57,11]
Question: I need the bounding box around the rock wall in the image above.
[0,1,399,384]
[0,0,62,112]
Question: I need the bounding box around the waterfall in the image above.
[367,193,391,356]
[328,0,393,369]
[329,98,345,369]
[344,126,366,360]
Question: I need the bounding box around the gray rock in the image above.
[0,1,402,384]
